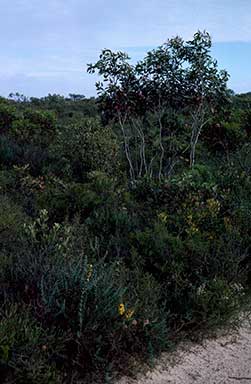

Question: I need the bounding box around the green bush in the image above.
[0,304,62,383]
[194,278,245,326]
[0,196,28,277]
[1,210,168,380]
[51,117,119,181]
[10,109,56,148]
[1,88,251,382]
[0,104,17,133]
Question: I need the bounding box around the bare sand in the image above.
[117,323,251,384]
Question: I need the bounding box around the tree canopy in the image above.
[88,31,231,178]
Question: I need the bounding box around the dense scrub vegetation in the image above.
[0,31,251,383]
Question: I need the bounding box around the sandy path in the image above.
[117,324,251,384]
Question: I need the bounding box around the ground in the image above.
[117,322,251,384]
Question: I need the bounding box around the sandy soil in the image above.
[117,323,251,384]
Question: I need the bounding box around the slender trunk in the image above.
[132,118,148,178]
[149,155,156,179]
[118,114,135,180]
[158,111,165,181]
[190,115,210,168]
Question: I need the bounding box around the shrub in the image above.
[0,104,17,133]
[0,196,27,277]
[1,210,169,381]
[0,304,62,383]
[194,278,245,326]
[10,109,56,148]
[51,117,119,181]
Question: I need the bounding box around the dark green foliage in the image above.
[0,304,63,383]
[88,31,231,176]
[0,32,251,382]
[10,109,56,147]
[0,210,166,381]
[50,117,119,181]
[0,103,17,133]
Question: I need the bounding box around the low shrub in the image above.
[0,303,63,384]
[0,91,250,382]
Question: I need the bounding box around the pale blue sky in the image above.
[1,0,251,97]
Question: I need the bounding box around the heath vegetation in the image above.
[0,31,251,383]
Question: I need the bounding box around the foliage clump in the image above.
[0,31,251,382]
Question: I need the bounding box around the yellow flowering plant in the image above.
[118,303,135,320]
[86,264,93,282]
[125,309,134,320]
[118,303,125,316]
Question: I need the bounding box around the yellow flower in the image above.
[125,309,134,320]
[158,212,168,223]
[86,264,93,282]
[190,224,199,234]
[187,214,193,224]
[118,303,125,316]
[185,214,199,234]
[206,198,220,215]
[224,217,232,231]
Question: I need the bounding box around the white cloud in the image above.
[1,0,250,96]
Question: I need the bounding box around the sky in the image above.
[1,0,251,97]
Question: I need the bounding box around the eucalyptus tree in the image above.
[182,32,230,167]
[88,31,230,180]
